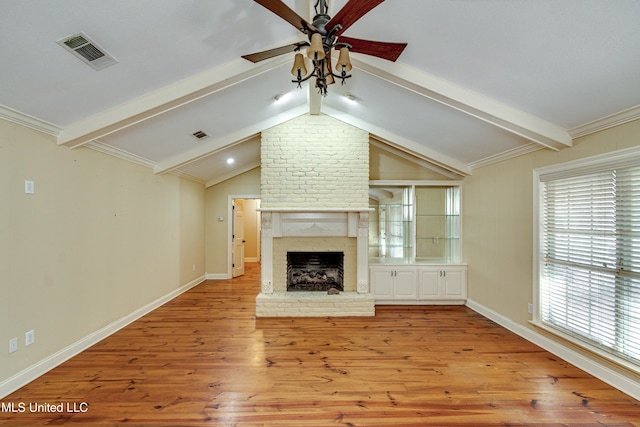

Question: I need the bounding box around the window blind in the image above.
[540,162,640,366]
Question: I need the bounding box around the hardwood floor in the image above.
[2,262,639,426]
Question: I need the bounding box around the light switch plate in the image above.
[25,330,35,346]
[9,337,18,353]
[25,180,35,194]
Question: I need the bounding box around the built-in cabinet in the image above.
[369,266,417,300]
[370,264,467,304]
[369,181,466,304]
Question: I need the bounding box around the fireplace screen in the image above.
[287,252,344,292]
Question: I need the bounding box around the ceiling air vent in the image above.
[192,130,209,141]
[57,32,118,70]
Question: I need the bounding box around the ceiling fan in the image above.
[242,0,407,96]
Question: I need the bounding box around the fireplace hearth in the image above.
[287,252,344,292]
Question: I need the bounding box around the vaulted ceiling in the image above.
[2,0,640,186]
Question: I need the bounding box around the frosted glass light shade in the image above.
[336,47,352,73]
[291,53,307,77]
[307,33,325,61]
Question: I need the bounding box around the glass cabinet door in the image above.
[415,186,460,263]
[369,187,413,261]
[369,183,461,263]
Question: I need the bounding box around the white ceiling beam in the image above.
[308,80,323,115]
[57,48,296,149]
[154,104,308,175]
[323,106,471,177]
[350,55,572,151]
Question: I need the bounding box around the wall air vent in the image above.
[192,130,209,140]
[57,32,118,70]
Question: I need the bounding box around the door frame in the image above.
[227,194,261,279]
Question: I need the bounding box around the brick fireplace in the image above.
[256,114,374,317]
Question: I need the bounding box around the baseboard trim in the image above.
[206,273,230,280]
[465,299,640,401]
[0,275,205,399]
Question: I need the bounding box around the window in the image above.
[534,147,640,370]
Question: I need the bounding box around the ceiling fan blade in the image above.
[254,0,316,33]
[242,42,308,63]
[328,0,385,37]
[337,36,407,62]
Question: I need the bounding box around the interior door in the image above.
[232,199,245,277]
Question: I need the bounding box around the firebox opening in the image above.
[287,251,344,292]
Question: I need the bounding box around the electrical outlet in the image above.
[9,338,18,353]
[192,265,196,272]
[25,329,35,346]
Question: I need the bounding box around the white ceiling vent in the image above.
[57,32,118,70]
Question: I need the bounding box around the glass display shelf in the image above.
[369,183,461,264]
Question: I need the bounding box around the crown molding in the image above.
[468,142,543,170]
[85,140,156,169]
[0,105,62,137]
[569,104,640,139]
[86,141,207,184]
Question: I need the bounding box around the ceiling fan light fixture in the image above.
[243,0,405,97]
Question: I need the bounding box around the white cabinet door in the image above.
[442,269,466,299]
[418,269,440,299]
[370,268,395,300]
[394,269,417,299]
[418,266,467,301]
[370,267,417,300]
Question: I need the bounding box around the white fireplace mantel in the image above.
[259,209,370,295]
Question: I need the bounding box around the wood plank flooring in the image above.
[2,263,639,426]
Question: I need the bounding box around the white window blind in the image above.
[538,155,640,367]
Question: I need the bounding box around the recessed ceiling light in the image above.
[344,93,358,102]
[273,93,284,101]
[226,158,235,165]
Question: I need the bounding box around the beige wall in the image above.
[370,142,453,180]
[1,119,205,385]
[463,118,640,382]
[204,168,260,275]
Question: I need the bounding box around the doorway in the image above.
[230,196,261,278]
